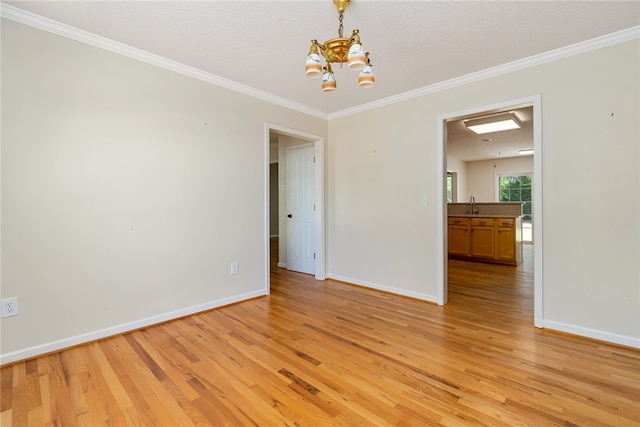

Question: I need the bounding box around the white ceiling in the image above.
[3,1,639,160]
[447,106,533,162]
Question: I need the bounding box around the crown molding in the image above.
[0,4,329,120]
[328,25,640,120]
[2,4,637,122]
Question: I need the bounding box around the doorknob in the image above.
[287,214,292,218]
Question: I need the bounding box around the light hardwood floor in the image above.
[1,240,638,426]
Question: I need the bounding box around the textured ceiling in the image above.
[3,1,639,160]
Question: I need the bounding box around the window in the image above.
[446,172,457,203]
[499,174,532,242]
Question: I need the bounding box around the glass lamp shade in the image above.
[347,43,366,70]
[321,71,337,92]
[358,65,375,88]
[305,53,323,78]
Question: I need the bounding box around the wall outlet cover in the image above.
[1,297,19,318]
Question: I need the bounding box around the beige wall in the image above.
[0,19,327,362]
[328,39,639,345]
[328,102,440,300]
[466,156,534,201]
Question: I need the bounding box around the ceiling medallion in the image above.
[305,0,375,92]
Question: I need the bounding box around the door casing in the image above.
[264,123,325,295]
[436,95,543,328]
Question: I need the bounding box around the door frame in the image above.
[436,94,543,328]
[264,123,325,295]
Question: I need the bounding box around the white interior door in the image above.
[286,144,315,275]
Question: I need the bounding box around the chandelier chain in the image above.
[338,13,344,38]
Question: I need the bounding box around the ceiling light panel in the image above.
[464,112,522,134]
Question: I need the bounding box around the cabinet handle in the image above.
[479,221,485,225]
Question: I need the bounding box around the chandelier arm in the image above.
[311,39,326,51]
[310,39,330,62]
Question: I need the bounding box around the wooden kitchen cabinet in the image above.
[447,217,469,256]
[470,218,495,259]
[495,218,522,264]
[448,216,522,265]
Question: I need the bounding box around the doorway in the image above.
[264,123,325,295]
[437,95,543,327]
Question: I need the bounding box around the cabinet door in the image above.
[470,227,494,258]
[496,224,515,261]
[470,219,494,258]
[448,225,469,256]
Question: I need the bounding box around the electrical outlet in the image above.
[230,261,239,275]
[1,297,19,318]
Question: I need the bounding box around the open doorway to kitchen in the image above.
[437,95,542,328]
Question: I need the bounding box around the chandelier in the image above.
[305,0,374,92]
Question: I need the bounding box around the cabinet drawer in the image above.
[497,218,514,228]
[470,218,494,227]
[448,218,468,226]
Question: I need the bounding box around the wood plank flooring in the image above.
[1,240,639,426]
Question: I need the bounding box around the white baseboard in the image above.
[6,289,634,365]
[0,290,266,365]
[327,274,437,303]
[277,262,287,269]
[324,277,639,349]
[543,320,640,349]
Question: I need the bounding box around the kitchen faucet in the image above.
[470,195,478,215]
